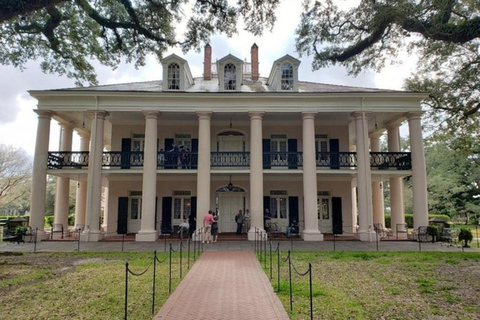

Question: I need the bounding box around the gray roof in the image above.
[49,77,404,94]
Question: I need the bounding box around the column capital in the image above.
[87,111,109,120]
[77,131,90,139]
[248,111,264,120]
[351,111,367,120]
[301,112,317,120]
[34,110,54,119]
[196,111,212,120]
[143,111,160,120]
[59,121,75,130]
[406,111,424,121]
[369,132,383,139]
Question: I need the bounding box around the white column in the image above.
[102,184,109,232]
[74,132,90,228]
[351,182,358,234]
[302,112,323,241]
[370,133,385,226]
[248,112,265,240]
[136,112,159,241]
[196,112,212,235]
[388,124,406,237]
[408,112,429,229]
[53,123,74,231]
[29,110,53,239]
[83,111,108,242]
[353,112,374,241]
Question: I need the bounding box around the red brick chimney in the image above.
[203,43,212,80]
[251,43,259,81]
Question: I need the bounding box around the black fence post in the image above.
[187,238,191,270]
[152,251,157,316]
[309,263,313,320]
[193,234,197,261]
[269,241,272,280]
[264,233,267,269]
[33,227,38,253]
[254,227,257,253]
[169,244,172,294]
[77,229,81,252]
[180,238,183,279]
[124,262,129,320]
[277,246,281,293]
[288,251,293,312]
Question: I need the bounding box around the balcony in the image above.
[47,151,411,170]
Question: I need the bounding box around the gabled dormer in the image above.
[216,54,244,92]
[267,55,301,92]
[161,54,194,91]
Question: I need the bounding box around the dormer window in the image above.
[224,63,236,90]
[161,54,194,91]
[168,63,180,90]
[267,55,301,92]
[281,63,293,90]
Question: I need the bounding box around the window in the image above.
[172,191,191,225]
[271,134,288,166]
[132,134,145,151]
[315,134,329,162]
[224,63,236,90]
[281,63,293,90]
[129,191,142,220]
[317,191,331,220]
[167,63,180,90]
[270,190,288,221]
[174,133,192,150]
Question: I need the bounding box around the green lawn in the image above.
[0,251,196,320]
[260,251,480,320]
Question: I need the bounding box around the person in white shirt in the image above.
[178,218,189,238]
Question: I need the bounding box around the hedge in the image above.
[385,214,451,228]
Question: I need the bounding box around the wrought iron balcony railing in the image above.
[47,151,412,170]
[370,152,412,170]
[47,152,89,169]
[211,152,250,167]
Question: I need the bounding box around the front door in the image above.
[318,196,332,233]
[128,197,142,233]
[219,193,244,232]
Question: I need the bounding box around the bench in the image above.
[51,224,65,239]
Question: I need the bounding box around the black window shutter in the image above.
[288,139,298,169]
[161,197,173,233]
[263,196,270,214]
[191,138,198,169]
[117,197,128,234]
[121,138,131,169]
[190,196,197,226]
[329,139,340,169]
[288,196,299,226]
[332,197,343,234]
[164,138,174,169]
[262,139,271,169]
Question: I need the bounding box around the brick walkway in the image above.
[153,251,290,320]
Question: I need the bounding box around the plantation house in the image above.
[28,43,428,242]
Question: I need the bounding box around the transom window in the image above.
[281,63,293,90]
[224,63,236,90]
[168,63,180,90]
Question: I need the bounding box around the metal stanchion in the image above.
[187,238,191,270]
[264,233,267,269]
[169,244,172,294]
[180,238,183,278]
[288,251,292,311]
[124,262,129,320]
[77,229,81,252]
[269,241,272,279]
[277,246,281,293]
[152,251,157,316]
[309,263,313,320]
[33,227,38,253]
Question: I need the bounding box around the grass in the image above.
[259,251,480,319]
[0,250,198,320]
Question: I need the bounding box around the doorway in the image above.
[219,193,244,232]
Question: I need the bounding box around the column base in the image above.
[33,230,50,241]
[357,231,376,242]
[302,230,324,241]
[135,231,158,242]
[248,228,266,241]
[80,231,104,242]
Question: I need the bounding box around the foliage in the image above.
[14,225,28,235]
[424,133,480,220]
[295,0,480,128]
[44,215,53,227]
[0,0,279,85]
[458,228,473,247]
[0,144,32,212]
[426,225,439,237]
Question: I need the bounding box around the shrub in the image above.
[14,225,28,236]
[426,225,439,242]
[385,214,450,228]
[68,214,75,226]
[458,228,473,248]
[44,216,54,227]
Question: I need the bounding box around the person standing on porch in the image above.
[235,210,244,235]
[203,210,214,243]
[243,209,251,233]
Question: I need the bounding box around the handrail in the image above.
[47,151,412,170]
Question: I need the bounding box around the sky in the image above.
[0,0,417,157]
